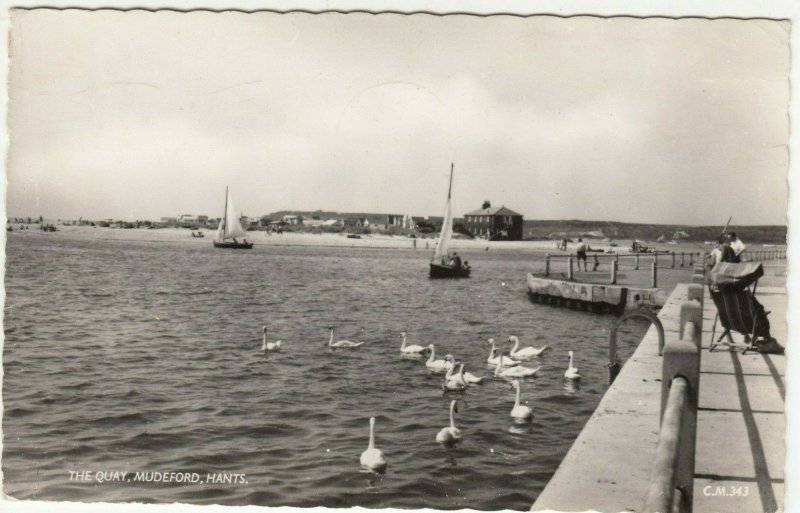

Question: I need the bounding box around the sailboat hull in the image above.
[429,262,471,279]
[213,241,254,249]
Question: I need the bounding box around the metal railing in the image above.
[642,285,704,513]
[543,251,705,287]
[607,307,664,383]
[543,248,785,286]
[745,249,786,261]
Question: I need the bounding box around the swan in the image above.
[426,345,454,372]
[565,350,581,380]
[447,362,485,384]
[487,339,520,367]
[508,336,548,359]
[261,326,282,351]
[327,326,364,349]
[442,364,468,391]
[436,400,462,444]
[400,331,427,356]
[494,350,542,379]
[509,379,533,420]
[359,417,387,473]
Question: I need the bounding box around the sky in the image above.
[6,10,790,225]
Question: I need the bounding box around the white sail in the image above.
[223,189,247,240]
[215,219,225,241]
[433,168,454,263]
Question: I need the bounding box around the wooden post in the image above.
[545,253,550,277]
[568,256,574,281]
[651,260,658,288]
[689,252,694,266]
[680,252,685,267]
[671,252,676,269]
[611,259,618,285]
[635,252,640,270]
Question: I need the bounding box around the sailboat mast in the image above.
[223,186,229,239]
[447,163,454,200]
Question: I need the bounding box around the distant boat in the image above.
[430,164,470,279]
[213,187,253,249]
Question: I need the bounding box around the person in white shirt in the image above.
[728,232,746,262]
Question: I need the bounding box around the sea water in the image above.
[3,234,648,509]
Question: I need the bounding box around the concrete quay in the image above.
[531,280,786,513]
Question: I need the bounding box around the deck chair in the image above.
[707,262,772,354]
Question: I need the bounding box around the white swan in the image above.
[261,326,282,351]
[452,362,486,384]
[436,400,462,444]
[327,326,364,349]
[400,331,427,356]
[494,350,542,379]
[487,339,520,367]
[359,417,387,473]
[426,345,454,372]
[565,350,581,380]
[508,335,547,359]
[509,379,533,420]
[442,364,468,391]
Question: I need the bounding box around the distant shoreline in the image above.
[6,224,786,254]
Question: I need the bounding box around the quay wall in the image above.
[531,283,691,512]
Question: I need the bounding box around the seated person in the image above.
[451,252,462,270]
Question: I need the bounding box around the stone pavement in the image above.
[693,285,786,513]
[532,281,786,513]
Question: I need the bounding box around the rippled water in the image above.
[3,234,649,509]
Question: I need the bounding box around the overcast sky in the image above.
[7,10,790,225]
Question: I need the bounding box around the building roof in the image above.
[463,205,522,217]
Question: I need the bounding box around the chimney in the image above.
[482,200,491,209]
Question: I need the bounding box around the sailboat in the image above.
[430,164,471,279]
[213,187,254,249]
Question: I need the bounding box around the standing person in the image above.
[413,238,417,250]
[728,232,746,262]
[576,238,589,271]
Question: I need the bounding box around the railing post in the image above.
[651,260,658,288]
[680,252,685,267]
[671,252,676,268]
[635,252,640,270]
[609,259,617,285]
[568,256,574,281]
[643,315,700,513]
[666,322,700,511]
[545,253,550,277]
[687,284,704,310]
[679,300,703,348]
[689,252,693,266]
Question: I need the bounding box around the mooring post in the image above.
[611,258,618,285]
[651,260,658,288]
[568,256,574,281]
[545,253,550,277]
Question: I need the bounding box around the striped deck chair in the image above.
[707,262,771,354]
